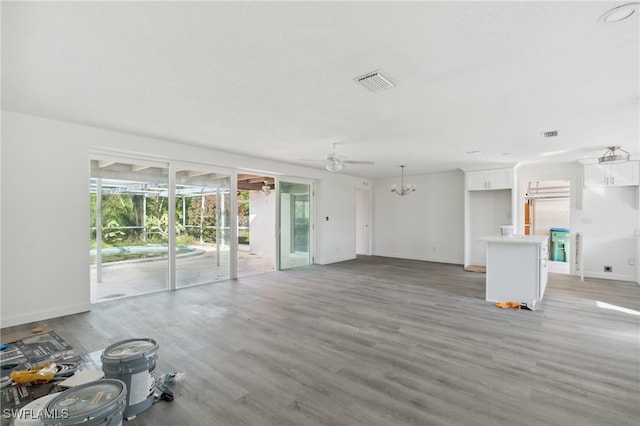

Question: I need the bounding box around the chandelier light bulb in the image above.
[261,182,272,196]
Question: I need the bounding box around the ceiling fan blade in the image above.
[343,160,374,165]
[301,143,372,172]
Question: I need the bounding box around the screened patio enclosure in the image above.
[90,160,234,302]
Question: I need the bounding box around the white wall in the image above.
[372,170,465,264]
[517,162,639,282]
[1,113,92,327]
[1,112,367,327]
[248,191,276,257]
[579,186,638,280]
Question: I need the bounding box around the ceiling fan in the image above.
[305,143,374,173]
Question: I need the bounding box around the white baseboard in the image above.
[583,271,635,282]
[314,254,356,265]
[1,303,91,329]
[371,251,463,265]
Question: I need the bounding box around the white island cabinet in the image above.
[477,235,549,308]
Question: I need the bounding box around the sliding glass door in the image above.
[90,158,314,300]
[278,180,313,269]
[174,168,231,288]
[90,159,169,302]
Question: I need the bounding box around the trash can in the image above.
[550,228,570,262]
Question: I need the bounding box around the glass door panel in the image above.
[278,180,312,269]
[236,174,276,278]
[175,169,231,288]
[90,160,169,303]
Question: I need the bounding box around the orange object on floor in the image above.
[10,362,57,384]
[495,301,521,309]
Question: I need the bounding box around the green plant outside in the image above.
[91,191,252,249]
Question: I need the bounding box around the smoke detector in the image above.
[355,71,396,93]
[598,3,638,23]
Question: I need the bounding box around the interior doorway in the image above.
[356,188,371,255]
[525,180,571,274]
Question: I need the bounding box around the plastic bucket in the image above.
[42,379,126,426]
[500,225,514,236]
[100,338,158,419]
[14,393,59,426]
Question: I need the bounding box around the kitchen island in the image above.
[477,235,549,308]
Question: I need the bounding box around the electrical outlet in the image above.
[604,266,612,272]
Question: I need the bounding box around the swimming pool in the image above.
[90,245,200,263]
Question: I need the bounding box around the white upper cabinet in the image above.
[583,161,639,187]
[466,168,513,191]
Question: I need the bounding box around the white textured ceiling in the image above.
[2,1,639,179]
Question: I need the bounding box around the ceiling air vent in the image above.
[355,71,396,93]
[541,130,559,138]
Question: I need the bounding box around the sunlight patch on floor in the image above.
[596,301,640,316]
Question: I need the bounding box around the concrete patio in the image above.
[91,245,276,303]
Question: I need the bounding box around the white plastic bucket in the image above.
[42,379,126,426]
[500,225,514,236]
[13,393,59,426]
[100,338,158,419]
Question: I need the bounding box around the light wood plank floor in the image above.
[3,256,639,425]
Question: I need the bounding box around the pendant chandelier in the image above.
[390,165,416,196]
[598,146,630,164]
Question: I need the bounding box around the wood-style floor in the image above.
[3,256,639,425]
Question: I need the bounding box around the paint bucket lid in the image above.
[102,338,158,363]
[14,393,59,426]
[43,379,126,425]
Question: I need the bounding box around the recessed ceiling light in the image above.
[598,3,638,23]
